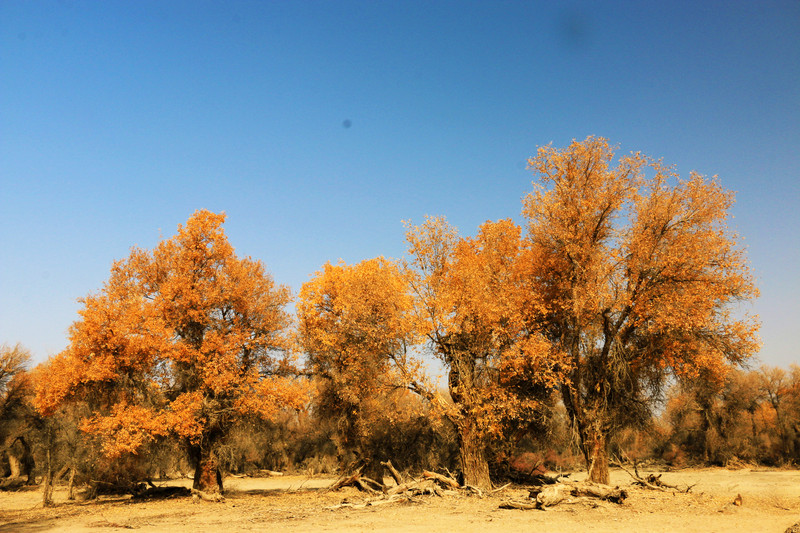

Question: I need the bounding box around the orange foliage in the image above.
[297,257,420,401]
[25,138,762,488]
[297,257,422,471]
[404,216,562,488]
[33,210,307,490]
[521,137,760,482]
[297,228,562,489]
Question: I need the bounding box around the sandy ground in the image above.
[2,468,799,532]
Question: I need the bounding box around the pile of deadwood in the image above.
[326,460,494,509]
[499,473,628,510]
[500,458,695,511]
[612,458,696,494]
[328,459,696,511]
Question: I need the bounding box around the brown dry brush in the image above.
[326,459,486,508]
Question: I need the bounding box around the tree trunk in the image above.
[8,454,20,478]
[7,437,35,485]
[67,465,76,500]
[561,385,611,485]
[582,427,610,485]
[191,445,223,493]
[458,420,491,490]
[18,437,35,485]
[42,447,54,507]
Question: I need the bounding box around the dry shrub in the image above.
[363,409,457,474]
[89,453,154,488]
[301,454,338,476]
[660,443,688,468]
[216,410,316,475]
[508,452,546,476]
[490,398,582,481]
[306,383,459,477]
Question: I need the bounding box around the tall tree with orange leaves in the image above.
[404,217,562,489]
[298,225,561,490]
[296,257,420,480]
[521,137,760,483]
[33,210,305,492]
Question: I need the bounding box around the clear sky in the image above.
[1,1,798,369]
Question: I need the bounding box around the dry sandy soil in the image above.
[2,467,799,532]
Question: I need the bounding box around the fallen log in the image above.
[612,457,694,493]
[386,480,420,496]
[412,480,443,497]
[0,478,26,491]
[570,482,627,503]
[328,467,365,492]
[499,500,539,510]
[327,467,386,495]
[421,470,461,490]
[328,494,409,510]
[355,476,383,494]
[506,481,627,510]
[380,460,404,486]
[534,484,568,507]
[329,460,470,502]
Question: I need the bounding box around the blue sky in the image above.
[1,1,798,369]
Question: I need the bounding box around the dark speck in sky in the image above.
[558,7,591,50]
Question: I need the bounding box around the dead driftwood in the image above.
[612,457,695,493]
[327,460,473,509]
[328,494,411,510]
[421,470,461,490]
[0,478,26,491]
[329,461,465,494]
[328,466,385,494]
[380,460,403,486]
[501,481,628,510]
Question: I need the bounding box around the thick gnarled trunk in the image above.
[457,420,491,490]
[562,384,611,485]
[190,444,223,493]
[7,436,35,484]
[582,426,610,485]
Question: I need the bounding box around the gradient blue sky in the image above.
[1,1,798,369]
